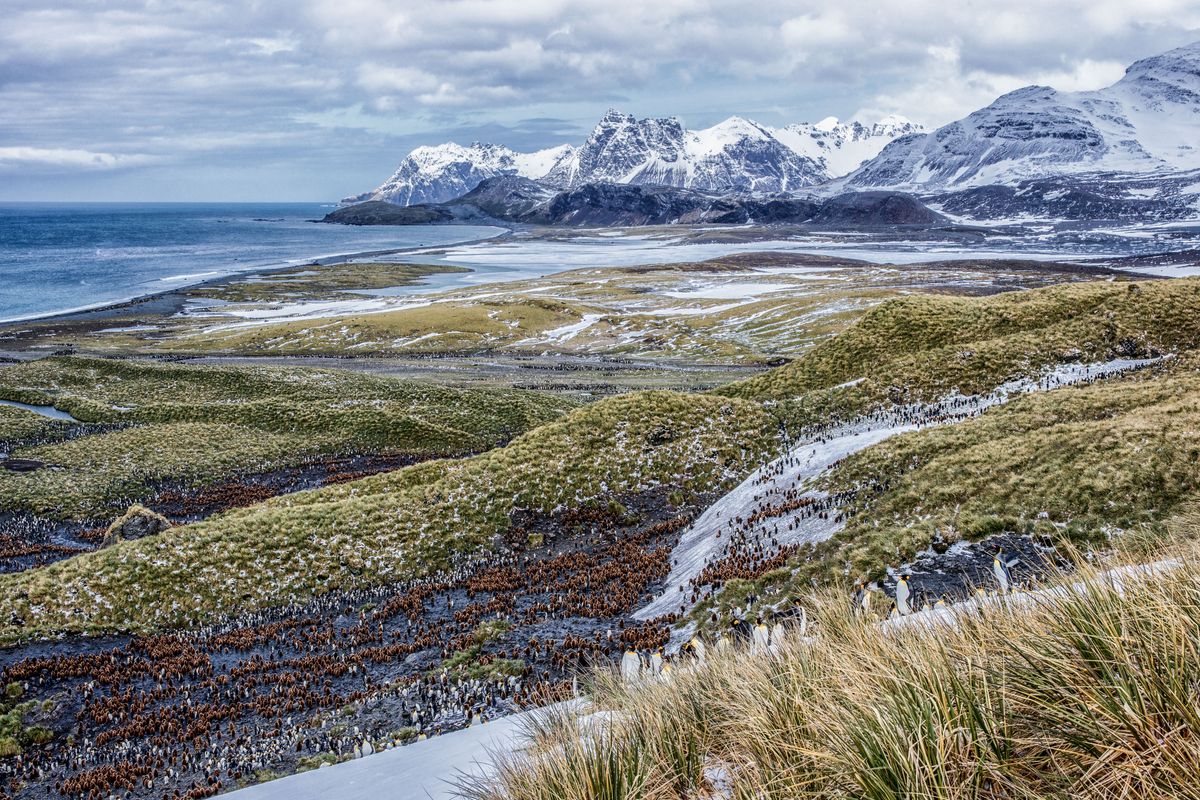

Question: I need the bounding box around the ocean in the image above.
[0,203,502,322]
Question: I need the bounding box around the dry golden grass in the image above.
[463,538,1200,800]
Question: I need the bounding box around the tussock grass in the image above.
[719,278,1200,423]
[0,356,574,441]
[0,406,67,446]
[467,545,1200,800]
[183,296,585,355]
[183,261,468,304]
[797,362,1200,583]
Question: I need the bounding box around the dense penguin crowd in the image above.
[0,502,688,800]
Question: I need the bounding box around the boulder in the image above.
[1,459,44,473]
[102,504,172,547]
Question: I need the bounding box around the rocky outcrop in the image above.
[809,191,946,225]
[102,504,172,546]
[320,201,456,226]
[0,459,43,473]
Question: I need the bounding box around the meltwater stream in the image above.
[0,399,80,422]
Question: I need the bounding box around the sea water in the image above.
[0,203,502,322]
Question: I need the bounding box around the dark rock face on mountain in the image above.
[539,183,740,225]
[809,191,945,225]
[457,176,557,219]
[930,170,1200,222]
[325,182,945,229]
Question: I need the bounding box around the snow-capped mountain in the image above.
[543,110,830,193]
[351,111,921,205]
[345,142,574,206]
[848,41,1200,189]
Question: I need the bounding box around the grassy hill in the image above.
[812,361,1200,577]
[0,357,575,519]
[718,278,1200,424]
[5,277,1200,641]
[694,359,1200,628]
[0,406,67,447]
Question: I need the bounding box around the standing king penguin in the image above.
[895,574,913,616]
[993,548,1015,594]
[620,649,641,684]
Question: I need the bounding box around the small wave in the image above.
[160,271,223,283]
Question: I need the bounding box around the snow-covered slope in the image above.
[346,142,574,206]
[848,41,1200,189]
[225,702,583,800]
[352,111,921,205]
[772,115,923,179]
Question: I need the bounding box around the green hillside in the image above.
[0,357,575,518]
[6,278,1200,641]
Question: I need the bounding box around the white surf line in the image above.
[634,357,1162,622]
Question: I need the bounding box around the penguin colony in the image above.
[0,512,688,800]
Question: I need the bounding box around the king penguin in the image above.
[620,649,641,684]
[993,548,1014,594]
[751,616,770,655]
[895,574,912,616]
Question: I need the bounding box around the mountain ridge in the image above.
[846,40,1200,189]
[343,41,1200,224]
[347,111,921,206]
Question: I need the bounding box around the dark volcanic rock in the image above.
[325,181,943,229]
[882,532,1067,606]
[457,175,556,218]
[543,183,716,225]
[930,175,1195,222]
[538,184,822,226]
[810,191,945,225]
[741,197,821,223]
[1,459,44,473]
[102,504,172,546]
[321,200,455,225]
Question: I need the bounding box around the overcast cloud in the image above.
[1,0,1198,200]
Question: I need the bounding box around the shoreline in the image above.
[0,225,513,327]
[0,228,1175,353]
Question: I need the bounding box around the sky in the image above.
[2,0,1199,202]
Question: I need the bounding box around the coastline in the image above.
[0,225,513,327]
